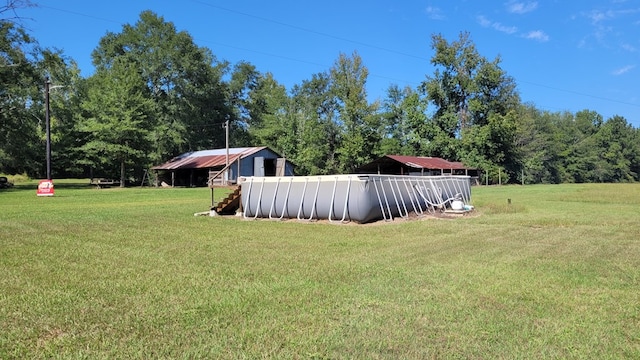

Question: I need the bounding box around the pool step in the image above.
[212,186,241,215]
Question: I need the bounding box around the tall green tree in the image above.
[228,61,259,126]
[0,21,41,175]
[559,110,602,183]
[289,72,340,175]
[91,11,230,163]
[514,105,563,183]
[1,18,84,179]
[421,32,521,179]
[0,20,82,179]
[461,111,518,183]
[245,72,294,156]
[330,51,379,173]
[78,58,154,186]
[422,32,482,135]
[403,90,434,156]
[380,85,408,155]
[591,115,639,182]
[380,85,431,156]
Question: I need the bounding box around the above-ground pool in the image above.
[239,174,471,223]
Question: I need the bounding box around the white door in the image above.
[254,157,265,177]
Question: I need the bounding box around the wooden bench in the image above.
[90,178,120,189]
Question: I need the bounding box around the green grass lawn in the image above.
[1,180,639,359]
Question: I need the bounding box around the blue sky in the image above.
[19,0,640,127]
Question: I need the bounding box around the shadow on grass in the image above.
[1,179,94,192]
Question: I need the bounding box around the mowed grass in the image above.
[1,180,639,359]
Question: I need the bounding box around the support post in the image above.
[225,119,229,184]
[236,156,243,214]
[236,156,241,183]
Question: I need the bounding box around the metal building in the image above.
[356,155,479,178]
[151,147,294,187]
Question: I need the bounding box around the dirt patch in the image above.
[212,209,478,225]
[37,327,67,348]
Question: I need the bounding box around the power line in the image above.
[36,3,640,113]
[40,3,422,90]
[40,5,123,25]
[187,0,430,62]
[517,79,640,109]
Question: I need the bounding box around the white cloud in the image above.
[477,15,492,27]
[494,22,518,34]
[477,16,518,34]
[506,1,539,14]
[586,9,614,24]
[612,65,636,75]
[523,30,549,42]
[621,43,637,52]
[585,8,640,25]
[478,14,549,41]
[578,7,640,49]
[425,6,445,20]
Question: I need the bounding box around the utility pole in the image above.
[45,77,51,180]
[44,77,65,180]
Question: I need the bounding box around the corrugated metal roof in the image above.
[386,155,471,170]
[152,147,267,170]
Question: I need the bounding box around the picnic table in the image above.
[90,178,120,189]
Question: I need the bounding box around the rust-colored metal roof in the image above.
[152,147,267,170]
[386,155,471,170]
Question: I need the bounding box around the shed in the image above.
[356,155,479,178]
[151,146,294,187]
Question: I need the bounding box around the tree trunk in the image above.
[120,160,126,188]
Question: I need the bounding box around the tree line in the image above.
[2,10,639,185]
